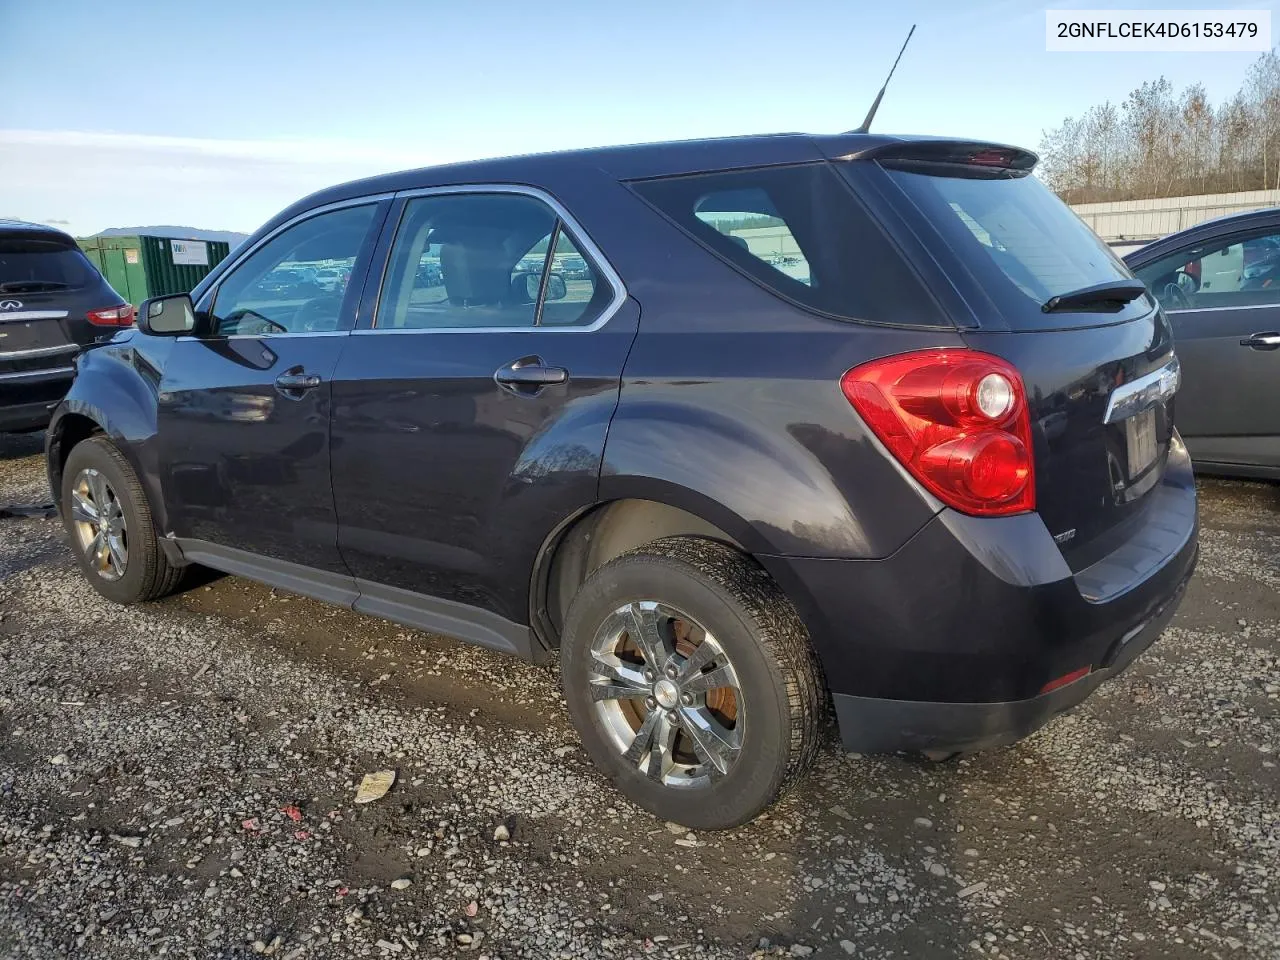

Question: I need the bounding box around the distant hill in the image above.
[94,226,249,247]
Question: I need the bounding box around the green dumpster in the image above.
[77,235,231,306]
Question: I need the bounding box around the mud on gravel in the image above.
[0,430,1277,959]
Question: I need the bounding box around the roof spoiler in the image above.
[833,139,1038,173]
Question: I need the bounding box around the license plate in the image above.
[0,319,66,354]
[1125,407,1157,478]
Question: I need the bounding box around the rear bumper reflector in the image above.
[1038,666,1091,695]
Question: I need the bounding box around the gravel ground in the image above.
[0,430,1277,960]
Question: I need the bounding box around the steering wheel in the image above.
[291,296,344,333]
[224,308,288,336]
[1159,281,1191,311]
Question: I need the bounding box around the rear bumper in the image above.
[0,396,67,431]
[830,566,1189,754]
[758,434,1199,755]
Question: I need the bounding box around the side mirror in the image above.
[544,273,567,301]
[139,293,196,336]
[511,272,541,304]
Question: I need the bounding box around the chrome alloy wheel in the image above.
[70,468,128,581]
[588,600,744,787]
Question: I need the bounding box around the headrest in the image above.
[439,229,512,305]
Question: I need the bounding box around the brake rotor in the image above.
[673,618,738,725]
[589,600,745,787]
[615,616,739,735]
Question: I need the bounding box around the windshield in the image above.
[0,238,96,290]
[880,165,1148,327]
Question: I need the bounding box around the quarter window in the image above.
[375,193,613,330]
[210,204,377,336]
[633,164,948,325]
[693,188,812,286]
[1132,230,1280,311]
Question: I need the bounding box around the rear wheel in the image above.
[560,537,823,829]
[60,436,184,604]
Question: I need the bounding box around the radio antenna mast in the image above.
[852,25,916,134]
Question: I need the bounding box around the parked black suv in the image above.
[0,220,134,432]
[46,134,1198,828]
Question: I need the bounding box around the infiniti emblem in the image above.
[0,299,22,311]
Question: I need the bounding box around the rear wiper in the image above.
[0,280,71,293]
[1042,279,1148,313]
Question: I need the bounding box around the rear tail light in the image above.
[87,304,135,327]
[841,349,1035,516]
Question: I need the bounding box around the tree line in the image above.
[1039,50,1280,203]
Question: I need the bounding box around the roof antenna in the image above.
[852,24,916,134]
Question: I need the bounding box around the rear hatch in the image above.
[835,144,1178,571]
[0,230,118,375]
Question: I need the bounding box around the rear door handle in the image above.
[494,356,569,391]
[1240,331,1280,350]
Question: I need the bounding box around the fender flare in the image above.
[47,345,167,531]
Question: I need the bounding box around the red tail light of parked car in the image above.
[86,304,136,327]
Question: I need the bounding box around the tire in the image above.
[560,536,824,829]
[60,436,184,604]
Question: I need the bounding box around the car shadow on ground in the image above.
[0,430,44,461]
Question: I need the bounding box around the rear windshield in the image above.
[880,165,1145,326]
[632,164,948,326]
[0,238,97,291]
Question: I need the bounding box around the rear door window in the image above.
[632,164,948,326]
[0,238,97,293]
[374,192,615,330]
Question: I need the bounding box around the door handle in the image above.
[494,356,569,391]
[274,369,322,395]
[1240,331,1280,350]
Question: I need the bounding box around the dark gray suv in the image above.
[1,220,133,432]
[46,134,1198,828]
[1126,207,1280,479]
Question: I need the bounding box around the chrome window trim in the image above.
[0,310,70,322]
[0,343,78,359]
[200,194,394,336]
[1103,354,1181,425]
[175,331,351,342]
[0,365,74,381]
[357,183,628,336]
[1162,301,1280,315]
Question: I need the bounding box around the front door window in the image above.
[1133,230,1280,312]
[211,205,378,336]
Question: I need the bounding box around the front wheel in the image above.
[560,537,824,830]
[60,436,184,604]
